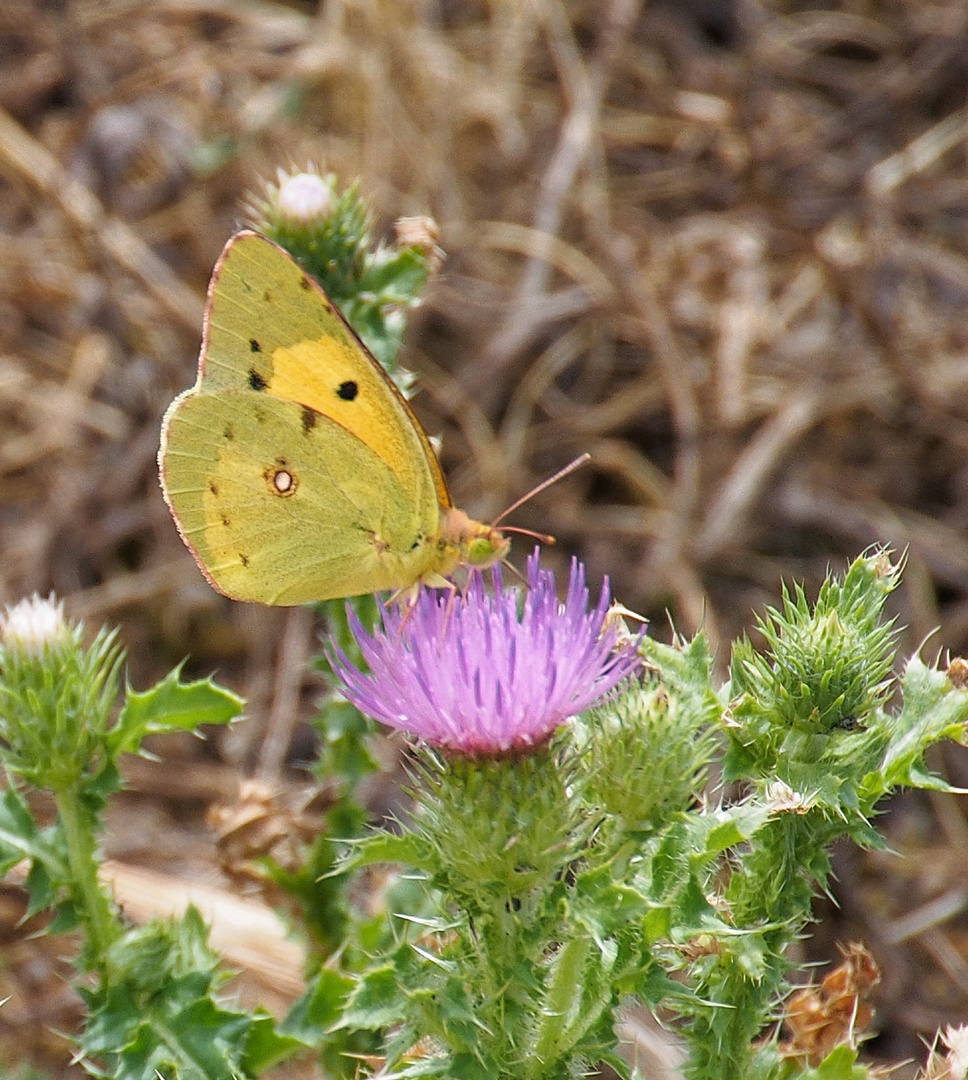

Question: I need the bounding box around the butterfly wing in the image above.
[160,389,443,604]
[200,230,451,511]
[159,230,461,603]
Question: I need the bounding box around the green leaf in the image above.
[0,788,73,918]
[597,1050,634,1080]
[359,248,430,297]
[689,802,775,867]
[341,830,432,874]
[333,964,407,1031]
[867,654,968,797]
[284,968,354,1040]
[286,968,383,1079]
[702,808,768,861]
[241,1012,306,1073]
[531,934,618,1066]
[798,1043,866,1079]
[0,787,48,873]
[108,667,243,759]
[574,863,647,938]
[637,631,724,729]
[643,904,672,944]
[676,874,723,932]
[80,909,281,1080]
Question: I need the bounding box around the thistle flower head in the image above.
[330,553,641,756]
[276,169,333,222]
[0,594,68,657]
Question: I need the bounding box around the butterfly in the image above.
[158,231,511,605]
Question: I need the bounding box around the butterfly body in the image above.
[159,231,508,604]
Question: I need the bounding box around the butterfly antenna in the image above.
[492,453,591,528]
[500,525,556,544]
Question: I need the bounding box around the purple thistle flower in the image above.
[329,552,641,756]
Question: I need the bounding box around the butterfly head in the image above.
[440,507,511,572]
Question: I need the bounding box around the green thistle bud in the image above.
[583,679,717,839]
[246,166,435,371]
[0,595,123,790]
[248,167,370,304]
[726,551,900,780]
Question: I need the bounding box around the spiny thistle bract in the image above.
[728,551,899,757]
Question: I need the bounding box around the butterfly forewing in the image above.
[201,232,450,512]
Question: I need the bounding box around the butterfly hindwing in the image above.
[160,390,443,604]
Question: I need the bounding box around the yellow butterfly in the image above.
[159,231,509,605]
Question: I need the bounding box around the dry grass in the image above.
[1,0,968,1074]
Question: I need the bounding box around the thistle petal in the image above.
[329,552,642,756]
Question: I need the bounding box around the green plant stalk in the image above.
[685,810,837,1078]
[530,935,591,1066]
[52,781,118,968]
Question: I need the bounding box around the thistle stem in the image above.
[53,783,117,968]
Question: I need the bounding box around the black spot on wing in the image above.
[301,405,319,433]
[240,553,250,567]
[209,481,219,496]
[249,368,268,391]
[223,424,235,441]
[337,380,358,401]
[249,339,261,353]
[299,275,311,291]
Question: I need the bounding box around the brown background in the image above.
[1,0,967,1075]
